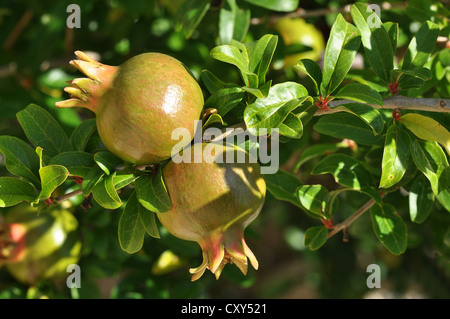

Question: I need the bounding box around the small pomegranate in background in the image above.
[0,204,81,285]
[56,51,204,165]
[157,143,266,281]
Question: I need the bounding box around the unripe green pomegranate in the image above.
[56,51,204,165]
[157,143,266,281]
[0,204,81,285]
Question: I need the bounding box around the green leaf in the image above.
[321,14,361,96]
[379,123,411,188]
[0,177,37,207]
[293,144,340,173]
[370,203,407,255]
[92,173,123,209]
[175,0,211,38]
[49,151,95,178]
[204,86,245,117]
[383,22,399,54]
[113,172,137,190]
[201,70,229,94]
[81,165,105,196]
[94,151,121,175]
[409,175,435,223]
[437,189,450,212]
[304,226,328,251]
[350,3,394,83]
[70,119,97,152]
[402,20,440,69]
[312,153,373,189]
[135,168,171,213]
[202,113,225,130]
[210,44,251,74]
[244,82,310,136]
[139,207,160,239]
[314,112,384,146]
[38,165,69,200]
[333,83,383,106]
[243,0,299,12]
[391,67,432,85]
[242,80,272,99]
[247,34,278,85]
[264,169,303,208]
[401,113,450,156]
[219,0,250,44]
[332,103,385,135]
[16,104,73,158]
[278,113,303,139]
[118,191,146,254]
[297,185,328,219]
[295,59,323,95]
[0,135,41,187]
[409,138,448,195]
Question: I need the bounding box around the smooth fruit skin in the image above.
[157,143,266,281]
[57,51,204,165]
[1,204,81,285]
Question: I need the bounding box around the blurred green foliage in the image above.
[0,0,449,299]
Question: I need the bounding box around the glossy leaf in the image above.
[402,20,440,69]
[391,67,432,85]
[437,190,450,212]
[243,0,299,12]
[409,175,434,223]
[135,168,171,213]
[16,104,73,158]
[81,165,105,196]
[201,70,229,94]
[210,44,251,74]
[0,177,37,207]
[70,118,97,152]
[304,226,328,251]
[293,144,340,173]
[264,169,303,208]
[333,83,383,106]
[370,203,407,255]
[118,191,146,254]
[244,82,309,136]
[297,185,328,219]
[351,3,394,83]
[242,80,272,99]
[204,86,245,117]
[49,151,95,178]
[0,135,41,187]
[409,138,448,195]
[379,123,411,188]
[401,113,450,156]
[278,113,303,139]
[94,151,121,175]
[314,112,384,146]
[139,207,160,239]
[321,14,361,96]
[295,59,322,95]
[312,153,373,189]
[383,22,399,54]
[332,103,384,135]
[247,34,278,85]
[175,0,211,38]
[113,172,137,190]
[219,0,250,44]
[38,165,69,200]
[92,173,123,209]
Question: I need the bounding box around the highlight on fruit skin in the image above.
[156,143,266,281]
[56,50,204,165]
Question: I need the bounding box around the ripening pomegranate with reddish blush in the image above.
[56,51,204,165]
[157,143,266,281]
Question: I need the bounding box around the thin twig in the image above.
[315,96,450,116]
[54,189,83,203]
[327,198,376,239]
[3,9,34,51]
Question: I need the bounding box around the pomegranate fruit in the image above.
[56,51,204,165]
[0,204,81,285]
[157,143,266,281]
